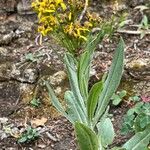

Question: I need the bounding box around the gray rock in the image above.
[0,117,8,124]
[0,0,17,12]
[0,82,20,107]
[127,0,149,7]
[17,0,35,15]
[0,131,8,140]
[0,10,7,21]
[49,71,67,85]
[0,32,15,45]
[125,58,150,80]
[18,21,34,32]
[23,68,39,83]
[11,65,39,84]
[0,47,8,56]
[0,21,19,34]
[0,62,12,81]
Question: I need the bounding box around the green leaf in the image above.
[93,38,125,126]
[130,96,140,102]
[64,91,86,123]
[27,134,34,139]
[45,81,73,123]
[30,98,41,107]
[111,147,126,150]
[77,50,94,100]
[118,90,127,98]
[64,53,87,123]
[75,122,100,150]
[18,136,27,143]
[85,30,106,52]
[97,118,115,147]
[123,126,150,150]
[77,30,106,100]
[87,81,103,121]
[25,53,35,62]
[112,94,122,106]
[142,15,148,28]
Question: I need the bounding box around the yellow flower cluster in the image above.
[32,0,101,40]
[64,21,89,41]
[32,0,67,35]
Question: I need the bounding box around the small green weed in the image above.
[25,53,43,63]
[122,96,150,134]
[30,98,41,107]
[18,126,39,143]
[111,90,127,106]
[138,15,150,38]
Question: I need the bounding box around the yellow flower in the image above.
[64,21,89,41]
[87,11,102,23]
[84,21,93,28]
[69,12,72,21]
[38,25,53,36]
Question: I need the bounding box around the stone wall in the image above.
[0,0,66,117]
[0,0,35,20]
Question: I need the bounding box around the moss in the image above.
[119,78,136,99]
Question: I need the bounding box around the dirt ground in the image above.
[0,0,150,149]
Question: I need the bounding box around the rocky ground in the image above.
[0,0,150,149]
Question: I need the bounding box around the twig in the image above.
[117,29,150,35]
[79,0,88,21]
[46,132,58,142]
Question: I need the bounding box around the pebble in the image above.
[37,144,47,149]
[0,117,8,124]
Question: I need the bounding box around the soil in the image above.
[0,0,150,150]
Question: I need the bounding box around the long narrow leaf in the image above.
[77,30,106,100]
[64,91,86,123]
[85,29,106,52]
[78,50,93,100]
[123,126,150,150]
[87,81,103,121]
[45,81,73,123]
[64,53,87,123]
[75,122,100,150]
[93,38,125,126]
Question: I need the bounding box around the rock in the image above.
[125,58,150,80]
[0,62,12,81]
[0,82,20,103]
[0,130,8,140]
[0,117,8,124]
[0,62,38,84]
[11,66,39,84]
[0,11,7,21]
[0,0,17,12]
[127,0,148,7]
[49,71,67,85]
[0,47,8,56]
[15,37,31,46]
[18,21,34,32]
[22,68,39,83]
[0,21,19,34]
[0,32,15,45]
[37,144,47,149]
[17,0,35,15]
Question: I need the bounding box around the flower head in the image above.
[32,0,101,41]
